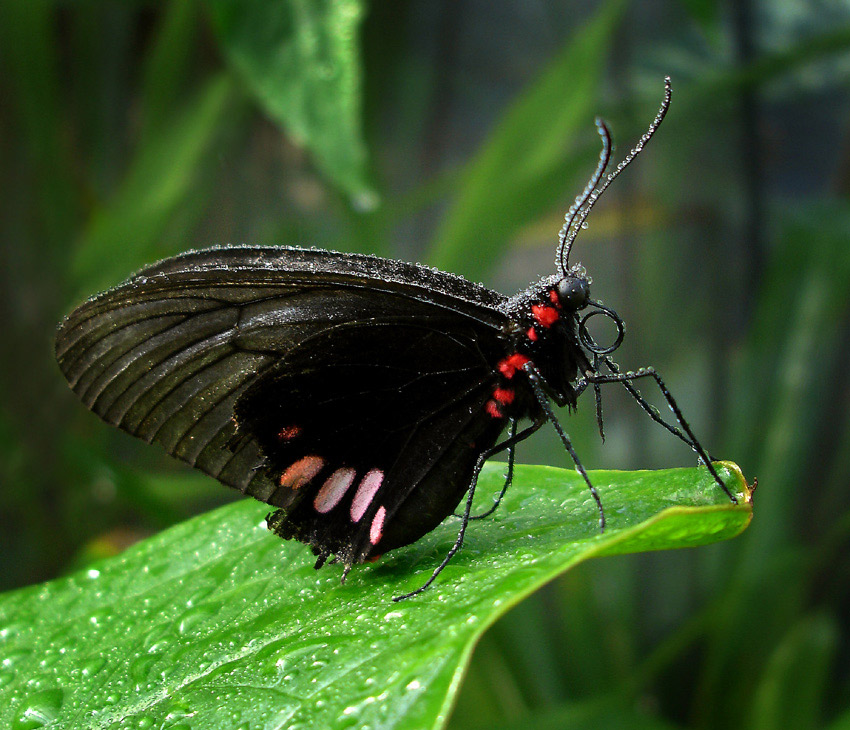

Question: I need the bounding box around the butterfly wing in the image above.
[235,319,510,565]
[55,246,510,555]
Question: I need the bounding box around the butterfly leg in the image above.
[582,364,736,504]
[573,354,607,441]
[455,419,538,520]
[466,419,519,520]
[524,362,606,530]
[393,419,544,602]
[601,355,717,458]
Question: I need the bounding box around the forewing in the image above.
[55,246,507,501]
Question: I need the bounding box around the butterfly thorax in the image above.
[493,272,593,416]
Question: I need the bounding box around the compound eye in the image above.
[557,277,590,309]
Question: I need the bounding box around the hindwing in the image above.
[235,321,509,565]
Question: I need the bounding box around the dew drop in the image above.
[0,622,27,642]
[81,655,106,677]
[177,603,220,634]
[130,652,163,686]
[12,688,63,729]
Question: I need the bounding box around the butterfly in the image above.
[55,78,735,600]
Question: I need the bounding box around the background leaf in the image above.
[205,0,374,206]
[70,74,242,294]
[746,613,838,730]
[427,0,625,280]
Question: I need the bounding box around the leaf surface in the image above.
[0,463,751,729]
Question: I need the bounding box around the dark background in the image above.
[1,1,849,728]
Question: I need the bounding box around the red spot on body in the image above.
[549,289,560,306]
[532,304,559,328]
[277,425,302,441]
[486,400,503,418]
[493,388,514,405]
[370,506,387,545]
[526,326,538,341]
[497,353,531,378]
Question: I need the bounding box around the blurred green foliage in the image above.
[0,0,848,729]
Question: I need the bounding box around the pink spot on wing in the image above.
[350,469,384,523]
[370,506,386,545]
[313,467,356,513]
[279,455,325,490]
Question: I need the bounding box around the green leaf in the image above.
[826,708,850,730]
[675,0,720,36]
[0,462,750,729]
[467,694,683,730]
[71,74,240,295]
[428,0,625,280]
[678,25,850,115]
[138,0,203,141]
[0,0,80,251]
[206,0,374,206]
[746,613,838,730]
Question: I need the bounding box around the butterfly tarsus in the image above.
[341,563,352,584]
[581,363,736,504]
[465,421,517,520]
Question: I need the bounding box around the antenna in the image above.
[558,76,672,272]
[556,119,612,275]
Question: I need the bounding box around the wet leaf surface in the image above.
[0,462,751,729]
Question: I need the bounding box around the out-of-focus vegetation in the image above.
[0,1,848,729]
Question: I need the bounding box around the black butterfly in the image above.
[55,78,735,600]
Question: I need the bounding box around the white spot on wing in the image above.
[314,467,356,513]
[370,505,386,545]
[350,468,384,522]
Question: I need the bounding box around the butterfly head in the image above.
[546,78,672,360]
[555,274,590,312]
[539,270,624,357]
